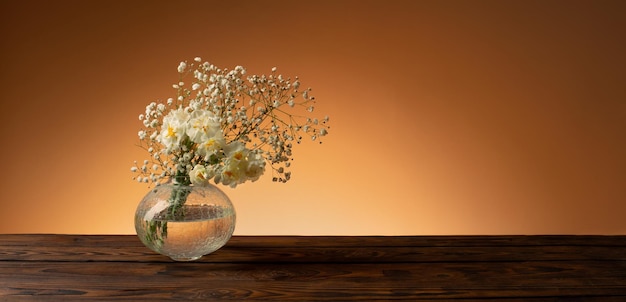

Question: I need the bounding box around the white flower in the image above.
[177,62,187,73]
[186,109,221,144]
[234,65,245,75]
[156,108,189,151]
[219,166,240,188]
[189,164,210,186]
[197,134,226,160]
[219,143,266,187]
[217,142,247,187]
[244,152,266,182]
[224,141,245,158]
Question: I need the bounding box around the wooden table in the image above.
[1,234,625,301]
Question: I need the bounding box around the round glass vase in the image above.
[134,179,236,261]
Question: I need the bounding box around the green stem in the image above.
[167,179,191,220]
[145,173,192,250]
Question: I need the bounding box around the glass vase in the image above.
[134,179,236,261]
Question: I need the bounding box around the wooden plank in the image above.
[1,261,626,300]
[1,244,625,263]
[0,235,626,263]
[226,235,626,247]
[1,235,625,300]
[2,234,626,248]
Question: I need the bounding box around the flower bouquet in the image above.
[131,57,329,259]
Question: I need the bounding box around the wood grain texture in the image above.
[1,235,625,301]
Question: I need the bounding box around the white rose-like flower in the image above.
[220,142,266,186]
[189,164,210,186]
[186,109,221,144]
[224,141,245,158]
[218,141,247,187]
[156,108,189,151]
[219,161,242,188]
[197,135,226,160]
[244,152,266,182]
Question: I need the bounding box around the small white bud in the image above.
[177,62,187,73]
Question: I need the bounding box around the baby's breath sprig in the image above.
[132,57,330,187]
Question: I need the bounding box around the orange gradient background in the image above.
[1,0,624,235]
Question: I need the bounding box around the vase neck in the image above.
[171,174,192,186]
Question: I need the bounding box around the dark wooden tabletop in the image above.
[1,234,625,301]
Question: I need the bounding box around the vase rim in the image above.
[155,174,192,186]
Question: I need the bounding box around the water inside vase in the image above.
[138,204,236,261]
